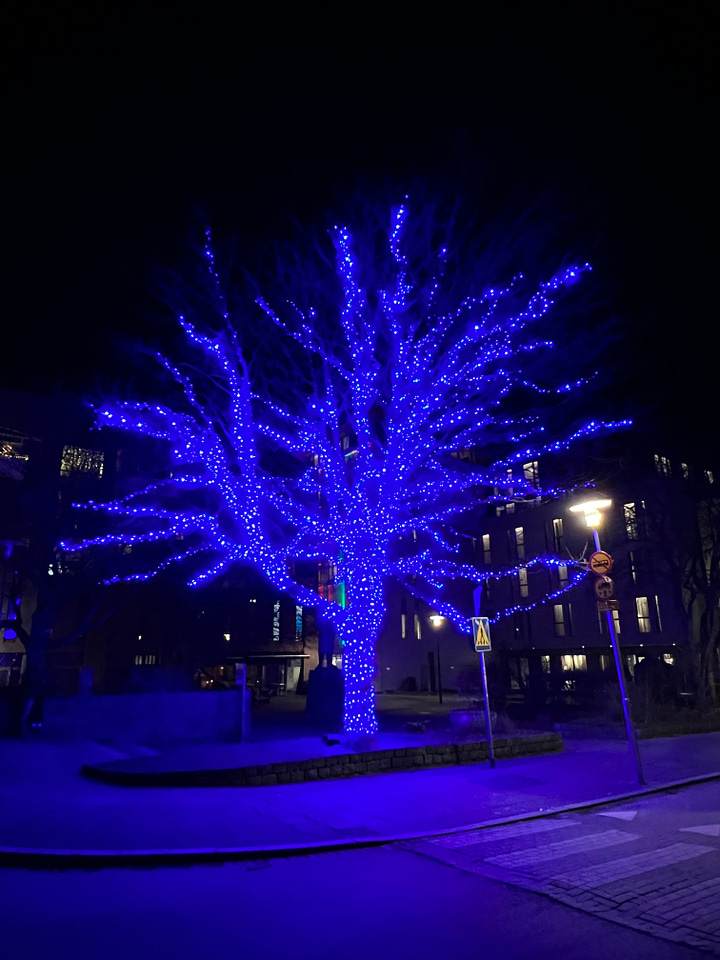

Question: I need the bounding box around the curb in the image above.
[3,768,720,869]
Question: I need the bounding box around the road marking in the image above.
[429,818,572,849]
[484,829,637,869]
[680,825,720,837]
[597,810,638,821]
[551,842,715,889]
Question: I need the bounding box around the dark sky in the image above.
[5,6,714,460]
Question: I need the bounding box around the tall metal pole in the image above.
[593,528,645,785]
[436,633,443,705]
[479,650,495,768]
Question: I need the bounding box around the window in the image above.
[523,461,539,485]
[654,595,663,632]
[558,564,568,587]
[400,598,407,639]
[272,600,280,641]
[60,445,104,478]
[680,463,690,480]
[599,654,611,671]
[414,613,422,640]
[540,655,550,674]
[552,518,564,553]
[663,652,674,665]
[623,501,647,540]
[518,567,529,598]
[0,432,30,480]
[598,607,621,635]
[553,604,566,637]
[506,502,516,515]
[295,605,303,643]
[636,596,651,633]
[482,534,491,565]
[561,654,586,672]
[511,612,533,640]
[705,469,715,485]
[514,526,525,560]
[654,454,671,476]
[134,654,142,665]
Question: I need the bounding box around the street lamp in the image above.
[429,614,445,705]
[569,497,645,784]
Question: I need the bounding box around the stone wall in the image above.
[82,732,564,786]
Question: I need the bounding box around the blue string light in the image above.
[60,204,629,735]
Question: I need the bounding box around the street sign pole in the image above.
[471,606,495,770]
[592,529,645,785]
[479,649,495,769]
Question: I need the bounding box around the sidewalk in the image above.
[2,731,720,864]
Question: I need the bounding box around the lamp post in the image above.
[429,614,445,704]
[569,498,645,785]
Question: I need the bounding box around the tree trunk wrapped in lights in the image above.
[60,199,629,735]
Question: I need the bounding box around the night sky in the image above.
[5,7,714,460]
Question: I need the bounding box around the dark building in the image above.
[376,435,718,709]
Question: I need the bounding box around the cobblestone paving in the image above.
[406,783,720,955]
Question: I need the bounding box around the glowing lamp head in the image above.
[569,498,612,528]
[429,614,445,628]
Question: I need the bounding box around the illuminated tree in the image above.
[61,200,628,734]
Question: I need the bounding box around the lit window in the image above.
[518,567,529,598]
[0,433,30,480]
[514,526,525,560]
[540,655,550,674]
[558,563,568,587]
[60,445,104,478]
[414,613,422,640]
[655,595,663,632]
[401,598,407,639]
[599,654,611,670]
[663,652,674,665]
[562,654,586,672]
[495,505,505,517]
[272,600,280,641]
[705,469,715,485]
[506,502,516,515]
[598,607,621,635]
[134,655,142,665]
[654,454,671,476]
[623,501,646,540]
[482,534,491,565]
[295,605,303,643]
[553,604,565,637]
[552,518,564,553]
[636,596,651,633]
[523,461,539,485]
[680,463,690,480]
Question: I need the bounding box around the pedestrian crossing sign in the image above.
[471,617,492,652]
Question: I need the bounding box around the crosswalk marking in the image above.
[680,824,720,837]
[484,829,637,869]
[597,810,638,821]
[429,818,572,849]
[550,842,715,889]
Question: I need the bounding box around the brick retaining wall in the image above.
[82,733,563,787]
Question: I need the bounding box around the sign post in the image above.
[471,616,495,769]
[589,537,645,785]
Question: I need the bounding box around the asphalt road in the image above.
[0,843,706,959]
